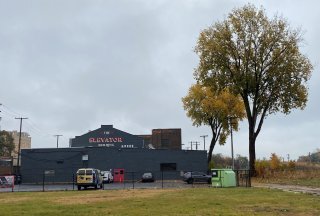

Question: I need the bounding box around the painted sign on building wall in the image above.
[70,125,144,149]
[0,175,14,189]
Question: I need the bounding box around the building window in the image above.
[160,163,177,171]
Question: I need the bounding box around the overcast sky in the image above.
[0,0,319,160]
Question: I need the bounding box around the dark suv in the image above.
[183,171,212,184]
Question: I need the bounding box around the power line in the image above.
[3,104,23,116]
[1,103,54,138]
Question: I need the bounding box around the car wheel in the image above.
[187,179,193,184]
[77,186,81,190]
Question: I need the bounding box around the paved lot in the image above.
[1,180,212,192]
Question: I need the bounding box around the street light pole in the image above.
[200,135,208,151]
[229,117,235,170]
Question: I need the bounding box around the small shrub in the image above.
[270,153,281,170]
[288,160,296,170]
[255,160,269,178]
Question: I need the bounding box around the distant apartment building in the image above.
[9,131,31,166]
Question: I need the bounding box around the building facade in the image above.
[71,125,182,150]
[21,125,207,183]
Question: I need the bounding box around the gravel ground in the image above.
[253,183,320,196]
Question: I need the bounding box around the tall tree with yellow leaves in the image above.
[194,4,313,173]
[182,84,245,166]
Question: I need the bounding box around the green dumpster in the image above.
[211,169,236,187]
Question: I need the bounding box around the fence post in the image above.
[42,172,45,192]
[236,170,239,187]
[132,172,135,189]
[248,170,251,187]
[72,173,75,191]
[161,170,164,189]
[123,173,125,189]
[192,171,194,187]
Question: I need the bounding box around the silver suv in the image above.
[183,171,212,184]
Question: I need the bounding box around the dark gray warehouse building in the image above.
[21,125,207,183]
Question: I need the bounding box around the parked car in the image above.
[76,168,103,190]
[102,170,114,183]
[183,171,212,184]
[141,172,155,182]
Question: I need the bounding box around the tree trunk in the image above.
[248,123,257,176]
[207,137,216,166]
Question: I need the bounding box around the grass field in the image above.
[0,188,319,216]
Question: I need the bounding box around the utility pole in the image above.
[54,135,63,148]
[15,117,28,174]
[193,141,200,150]
[309,152,312,163]
[189,141,193,150]
[200,135,208,151]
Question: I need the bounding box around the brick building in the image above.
[9,131,31,166]
[138,129,182,150]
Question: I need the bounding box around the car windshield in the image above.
[143,173,152,176]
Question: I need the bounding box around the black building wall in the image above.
[21,147,207,183]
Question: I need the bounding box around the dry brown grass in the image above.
[253,163,320,187]
[0,196,30,204]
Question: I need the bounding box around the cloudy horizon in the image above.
[0,0,319,160]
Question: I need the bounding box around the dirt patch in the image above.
[52,188,182,205]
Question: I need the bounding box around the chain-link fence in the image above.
[1,169,251,192]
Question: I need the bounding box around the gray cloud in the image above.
[0,0,319,159]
